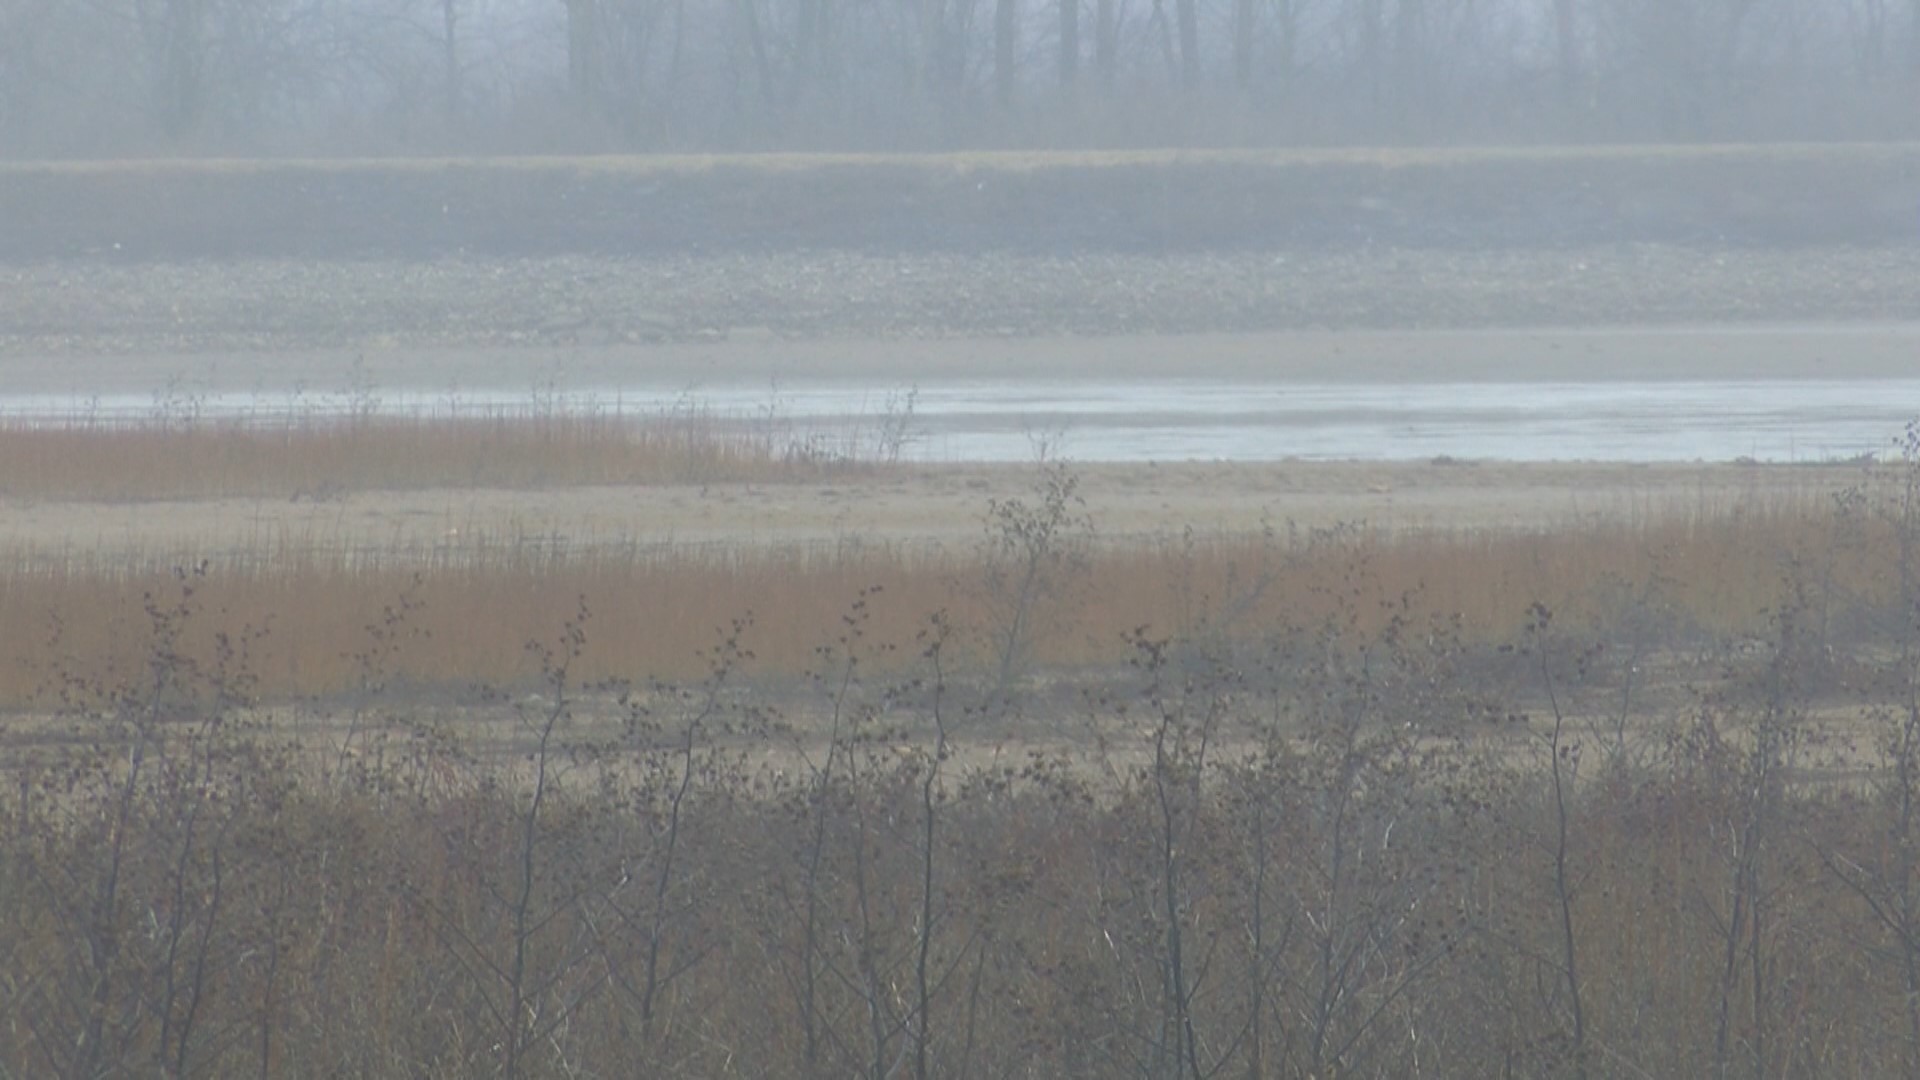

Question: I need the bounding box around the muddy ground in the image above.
[2,149,1915,560]
[6,248,1920,358]
[6,147,1918,260]
[3,148,1918,357]
[0,459,1866,569]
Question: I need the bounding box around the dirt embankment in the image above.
[0,459,1867,568]
[0,142,1912,361]
[3,146,1916,359]
[6,248,1920,356]
[5,146,1918,260]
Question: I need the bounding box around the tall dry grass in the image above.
[1,490,1897,706]
[0,409,871,501]
[2,498,1917,1078]
[4,437,1918,1077]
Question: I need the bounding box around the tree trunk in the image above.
[735,0,778,121]
[1713,0,1761,132]
[1095,0,1115,85]
[1394,0,1423,114]
[1554,0,1578,109]
[161,0,203,138]
[915,0,939,100]
[815,0,838,97]
[1910,0,1920,78]
[995,0,1017,107]
[794,0,818,99]
[1276,0,1297,93]
[564,0,600,104]
[1233,0,1254,91]
[1060,0,1079,86]
[1359,0,1384,105]
[1176,0,1198,89]
[666,0,687,127]
[442,0,462,126]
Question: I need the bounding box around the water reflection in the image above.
[3,379,1914,463]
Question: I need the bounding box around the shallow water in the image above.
[4,378,1916,463]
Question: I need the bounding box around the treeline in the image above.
[1,0,1916,157]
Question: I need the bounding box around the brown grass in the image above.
[2,493,1893,707]
[0,411,869,500]
[4,442,1917,1077]
[3,529,1915,1077]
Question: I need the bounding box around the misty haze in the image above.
[4,1,1920,1077]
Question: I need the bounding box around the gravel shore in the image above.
[6,245,1919,356]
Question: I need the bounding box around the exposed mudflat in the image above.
[4,247,1919,357]
[0,459,1871,571]
[3,150,1914,558]
[6,148,1917,260]
[6,147,1919,356]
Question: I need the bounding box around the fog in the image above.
[15,9,1920,1078]
[4,1,1920,465]
[2,0,1917,155]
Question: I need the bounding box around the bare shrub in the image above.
[11,438,1920,1075]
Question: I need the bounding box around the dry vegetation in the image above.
[0,408,878,501]
[6,419,1920,1077]
[0,489,1889,705]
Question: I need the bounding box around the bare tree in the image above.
[735,0,779,126]
[1059,0,1078,85]
[1273,0,1302,96]
[1233,0,1254,90]
[562,0,601,103]
[980,458,1092,702]
[1094,0,1114,84]
[144,0,206,137]
[0,0,1902,157]
[0,0,57,122]
[1176,0,1198,88]
[440,0,463,124]
[1555,0,1582,108]
[994,0,1016,106]
[1391,0,1423,115]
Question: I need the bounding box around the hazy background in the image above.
[3,0,1917,157]
[5,2,1918,464]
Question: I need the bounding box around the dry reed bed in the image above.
[5,439,1917,1076]
[1,495,1894,706]
[5,543,1917,1077]
[0,410,873,500]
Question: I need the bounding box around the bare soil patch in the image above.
[8,324,1920,413]
[5,145,1916,260]
[6,146,1917,356]
[6,251,1919,358]
[0,459,1862,562]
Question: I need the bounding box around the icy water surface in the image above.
[4,378,1915,463]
